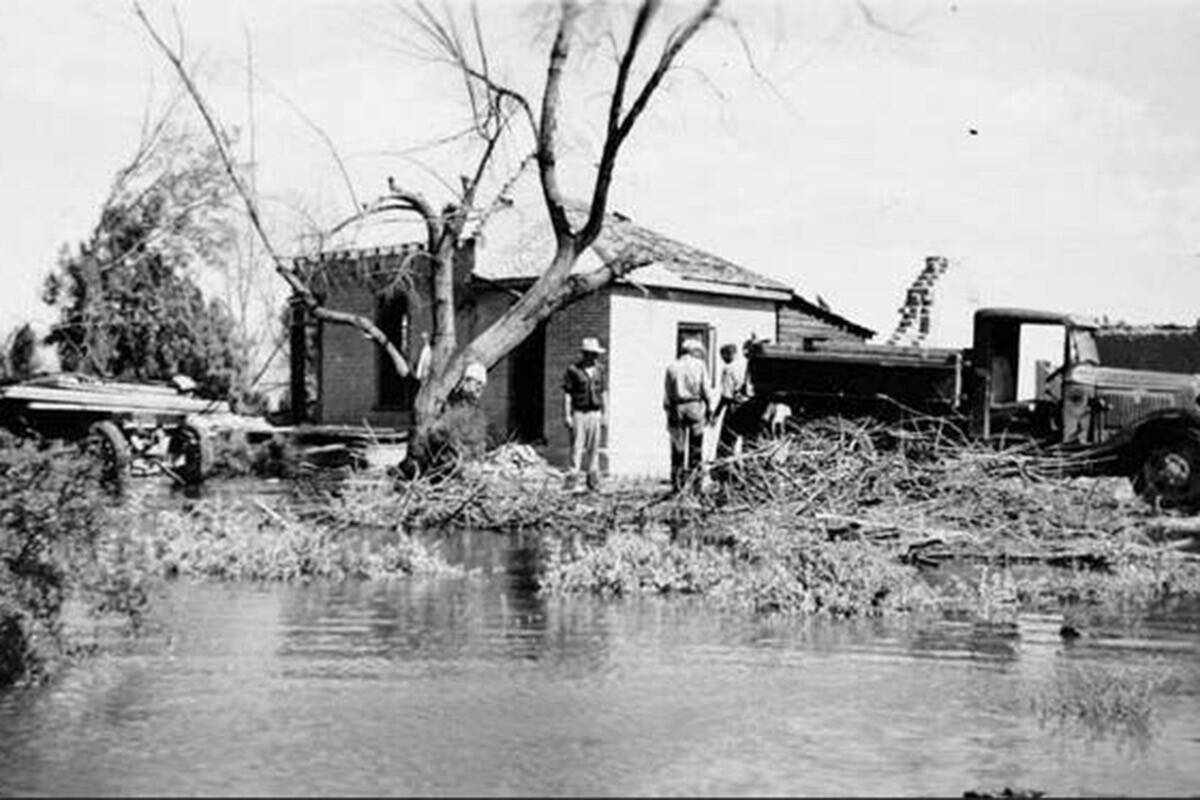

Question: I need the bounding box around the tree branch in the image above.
[259,75,362,214]
[404,1,539,143]
[575,0,658,248]
[564,252,653,298]
[383,178,442,252]
[578,0,719,251]
[134,1,409,377]
[536,0,579,246]
[403,0,532,250]
[468,150,535,239]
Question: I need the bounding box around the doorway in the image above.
[508,322,546,442]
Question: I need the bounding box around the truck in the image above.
[0,372,223,489]
[746,307,1200,509]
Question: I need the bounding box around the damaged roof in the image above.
[473,200,793,298]
[303,200,868,334]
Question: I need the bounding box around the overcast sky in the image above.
[2,0,1198,348]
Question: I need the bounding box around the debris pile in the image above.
[469,443,561,483]
[709,416,1163,567]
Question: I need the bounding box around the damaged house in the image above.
[290,204,873,477]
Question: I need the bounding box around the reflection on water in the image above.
[1,530,1199,797]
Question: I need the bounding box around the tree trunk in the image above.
[429,240,457,379]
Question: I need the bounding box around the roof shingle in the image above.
[475,200,792,295]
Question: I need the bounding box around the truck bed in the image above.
[749,341,965,418]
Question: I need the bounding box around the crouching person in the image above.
[562,337,608,493]
[395,361,489,482]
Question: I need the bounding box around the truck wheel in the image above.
[171,425,213,485]
[86,420,131,493]
[1133,431,1200,510]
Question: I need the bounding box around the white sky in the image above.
[2,0,1198,350]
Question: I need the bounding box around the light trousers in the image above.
[569,410,603,489]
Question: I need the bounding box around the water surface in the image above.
[1,530,1198,796]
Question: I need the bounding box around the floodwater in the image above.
[2,529,1200,797]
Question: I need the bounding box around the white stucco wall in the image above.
[607,290,777,477]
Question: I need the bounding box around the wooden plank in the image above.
[2,385,227,414]
[24,401,187,421]
[24,376,182,395]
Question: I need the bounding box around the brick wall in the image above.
[317,277,433,428]
[319,283,383,425]
[1095,328,1200,373]
[542,291,611,469]
[317,277,528,437]
[470,290,514,435]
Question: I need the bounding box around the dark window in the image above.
[377,293,412,409]
[677,322,716,376]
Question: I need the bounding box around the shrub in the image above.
[540,514,940,618]
[137,496,458,582]
[1030,660,1179,744]
[538,529,731,597]
[0,439,151,686]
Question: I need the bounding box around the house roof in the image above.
[302,200,872,333]
[474,201,793,299]
[786,294,876,340]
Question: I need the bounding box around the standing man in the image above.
[714,342,753,473]
[663,338,716,492]
[562,337,608,492]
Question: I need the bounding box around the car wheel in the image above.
[171,425,213,485]
[1133,430,1200,510]
[86,420,131,494]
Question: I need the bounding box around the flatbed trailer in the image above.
[0,373,231,487]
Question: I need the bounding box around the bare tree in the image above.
[136,0,720,440]
[134,3,412,382]
[373,0,721,424]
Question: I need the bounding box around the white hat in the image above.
[580,337,606,354]
[682,338,705,356]
[464,362,487,384]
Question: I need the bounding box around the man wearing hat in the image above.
[663,338,716,492]
[562,337,608,492]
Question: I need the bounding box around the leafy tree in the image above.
[6,324,37,381]
[42,126,250,400]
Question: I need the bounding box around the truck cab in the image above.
[968,308,1099,442]
[969,308,1200,506]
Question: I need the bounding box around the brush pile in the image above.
[709,416,1166,566]
[299,416,1190,561]
[145,416,1200,616]
[533,417,1200,615]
